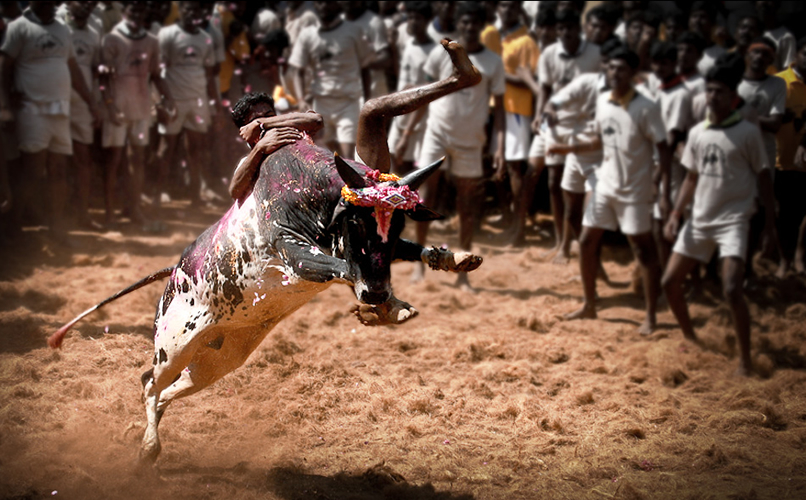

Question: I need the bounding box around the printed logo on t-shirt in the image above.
[35,34,62,56]
[74,38,90,59]
[601,118,621,145]
[746,94,768,112]
[701,143,727,177]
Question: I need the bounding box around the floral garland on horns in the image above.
[340,171,421,243]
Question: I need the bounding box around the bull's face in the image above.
[331,155,443,305]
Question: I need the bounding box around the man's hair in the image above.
[643,9,661,30]
[734,10,761,32]
[456,1,486,24]
[600,37,624,58]
[609,46,640,69]
[586,4,619,26]
[231,93,275,128]
[650,41,678,62]
[690,1,718,22]
[555,8,580,27]
[663,9,686,28]
[405,1,433,20]
[706,52,745,90]
[262,29,290,52]
[536,6,557,27]
[562,1,587,13]
[751,36,777,53]
[676,31,707,54]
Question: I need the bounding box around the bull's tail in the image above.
[48,266,175,349]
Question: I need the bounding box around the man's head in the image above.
[557,1,586,15]
[314,1,342,24]
[497,1,522,30]
[231,93,276,144]
[734,12,762,51]
[146,1,171,25]
[676,31,706,74]
[433,1,455,26]
[663,10,687,43]
[585,4,617,45]
[338,1,365,20]
[122,1,148,31]
[755,0,779,25]
[625,12,644,50]
[797,37,806,75]
[456,2,486,46]
[29,1,59,24]
[689,1,717,41]
[746,36,776,74]
[177,1,203,32]
[405,1,433,40]
[705,52,745,116]
[599,37,623,72]
[534,7,557,47]
[650,41,678,81]
[606,47,639,93]
[556,9,581,51]
[68,1,95,24]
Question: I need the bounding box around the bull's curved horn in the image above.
[398,157,445,190]
[334,153,368,189]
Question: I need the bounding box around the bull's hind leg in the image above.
[156,326,269,407]
[140,322,205,463]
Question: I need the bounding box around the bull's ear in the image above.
[405,204,444,222]
[334,153,368,189]
[398,157,444,191]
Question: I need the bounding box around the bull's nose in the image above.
[360,290,391,305]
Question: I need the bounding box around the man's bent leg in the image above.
[661,251,701,341]
[47,152,69,235]
[454,176,482,291]
[565,226,605,320]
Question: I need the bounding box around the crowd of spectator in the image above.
[1,1,806,375]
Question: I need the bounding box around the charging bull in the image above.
[48,135,482,462]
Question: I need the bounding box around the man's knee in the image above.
[631,238,658,267]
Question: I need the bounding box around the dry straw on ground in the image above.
[1,205,805,499]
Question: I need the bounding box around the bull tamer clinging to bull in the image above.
[49,40,485,463]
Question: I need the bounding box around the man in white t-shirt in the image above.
[342,1,391,99]
[689,2,726,76]
[155,1,217,209]
[677,32,707,100]
[531,9,601,256]
[289,1,371,160]
[387,1,436,175]
[562,47,672,336]
[648,41,693,269]
[0,1,99,238]
[64,1,101,229]
[757,1,797,72]
[662,61,780,377]
[100,1,169,227]
[412,2,505,291]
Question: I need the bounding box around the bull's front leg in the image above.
[274,235,350,283]
[394,239,483,273]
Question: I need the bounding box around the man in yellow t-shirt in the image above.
[775,37,806,275]
[482,1,539,244]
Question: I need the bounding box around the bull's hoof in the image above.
[425,247,483,273]
[139,441,161,465]
[353,297,418,326]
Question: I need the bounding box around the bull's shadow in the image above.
[160,462,476,500]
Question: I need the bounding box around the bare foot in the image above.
[410,262,426,284]
[551,251,571,265]
[442,39,482,88]
[775,258,788,279]
[683,331,700,345]
[454,273,477,294]
[352,296,419,326]
[563,304,597,321]
[637,318,656,336]
[540,245,560,261]
[733,363,754,378]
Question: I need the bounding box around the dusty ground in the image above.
[1,203,805,500]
